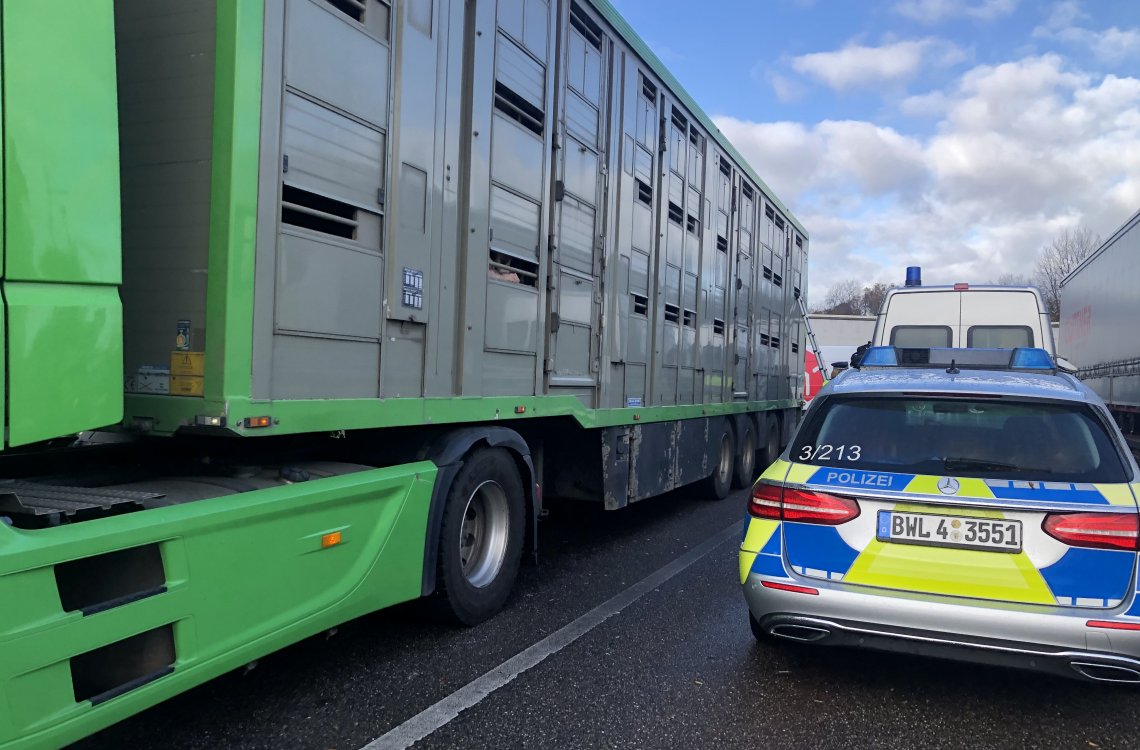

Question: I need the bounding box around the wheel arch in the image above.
[416,426,538,598]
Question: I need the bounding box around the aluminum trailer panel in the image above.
[1061,208,1140,411]
[116,0,808,437]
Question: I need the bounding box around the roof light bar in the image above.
[856,346,1055,371]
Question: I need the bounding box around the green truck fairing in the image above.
[0,462,436,749]
[1,1,123,447]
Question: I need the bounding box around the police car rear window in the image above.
[791,396,1129,483]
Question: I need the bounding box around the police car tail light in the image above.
[1042,512,1139,552]
[749,482,783,519]
[781,488,860,525]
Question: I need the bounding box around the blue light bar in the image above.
[1009,348,1056,370]
[856,346,1056,371]
[905,266,922,287]
[858,347,899,366]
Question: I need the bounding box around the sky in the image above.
[608,0,1140,304]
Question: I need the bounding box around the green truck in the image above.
[0,1,808,746]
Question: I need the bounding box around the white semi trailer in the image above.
[1061,209,1140,435]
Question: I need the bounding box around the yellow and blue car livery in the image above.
[741,346,1140,683]
[741,459,1139,608]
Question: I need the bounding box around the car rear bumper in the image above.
[745,574,1140,684]
[757,613,1140,683]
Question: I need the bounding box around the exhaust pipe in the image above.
[1070,661,1140,683]
[768,623,831,643]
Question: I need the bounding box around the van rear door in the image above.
[959,289,1052,353]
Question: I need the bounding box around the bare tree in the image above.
[1034,226,1100,320]
[861,282,891,316]
[993,272,1031,286]
[815,279,892,315]
[817,279,863,315]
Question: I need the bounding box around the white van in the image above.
[871,283,1055,355]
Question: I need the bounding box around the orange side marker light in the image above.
[321,531,343,549]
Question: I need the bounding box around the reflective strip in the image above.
[1096,483,1137,507]
[786,462,820,484]
[739,551,759,584]
[740,518,780,553]
[759,458,791,482]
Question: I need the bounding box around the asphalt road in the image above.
[75,483,1140,750]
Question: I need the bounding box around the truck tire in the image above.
[703,422,735,500]
[731,421,757,489]
[760,423,780,474]
[434,448,525,625]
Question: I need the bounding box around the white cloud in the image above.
[1033,2,1140,64]
[716,55,1140,303]
[791,38,966,91]
[894,0,1019,24]
[769,71,806,102]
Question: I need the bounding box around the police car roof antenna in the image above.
[946,359,960,375]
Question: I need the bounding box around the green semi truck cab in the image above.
[0,2,809,747]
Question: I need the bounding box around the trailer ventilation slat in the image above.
[683,309,696,328]
[569,1,603,49]
[636,180,652,206]
[671,108,688,132]
[713,318,725,336]
[324,0,366,22]
[489,253,539,288]
[664,304,680,324]
[763,265,773,281]
[632,294,649,316]
[717,235,728,253]
[281,185,358,240]
[641,75,657,102]
[494,81,544,136]
[686,214,700,236]
[668,202,683,226]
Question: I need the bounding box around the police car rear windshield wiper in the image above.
[942,457,1051,474]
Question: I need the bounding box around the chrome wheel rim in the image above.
[459,480,510,588]
[717,433,732,484]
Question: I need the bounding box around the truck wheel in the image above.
[434,448,525,625]
[703,423,735,500]
[760,424,780,473]
[731,422,756,489]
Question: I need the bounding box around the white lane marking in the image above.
[362,519,745,750]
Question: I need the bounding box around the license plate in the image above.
[876,511,1022,553]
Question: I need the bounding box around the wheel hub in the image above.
[458,480,510,589]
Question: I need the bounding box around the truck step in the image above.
[0,482,163,529]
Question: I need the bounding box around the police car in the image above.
[741,346,1140,682]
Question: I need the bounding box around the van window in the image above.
[889,326,952,348]
[968,325,1033,348]
[792,396,1128,483]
